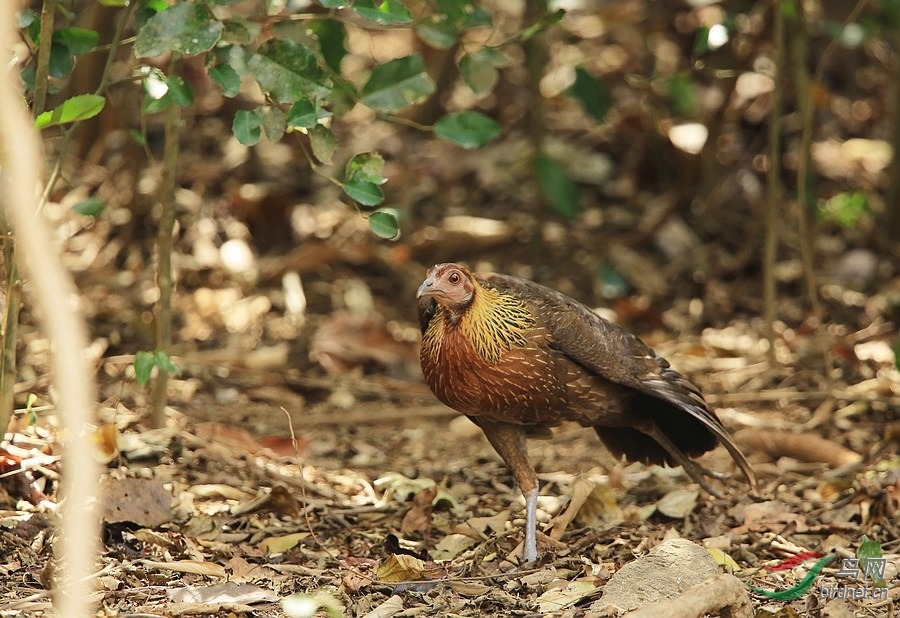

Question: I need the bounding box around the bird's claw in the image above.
[681,460,726,498]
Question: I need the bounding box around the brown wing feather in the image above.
[480,272,754,482]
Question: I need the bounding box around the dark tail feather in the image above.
[594,426,676,466]
[594,395,757,490]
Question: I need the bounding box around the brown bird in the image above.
[417,263,757,562]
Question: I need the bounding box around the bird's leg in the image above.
[523,486,539,563]
[641,421,725,498]
[472,418,539,562]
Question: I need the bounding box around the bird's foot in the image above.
[680,459,726,498]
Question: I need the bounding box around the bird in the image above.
[416,262,757,562]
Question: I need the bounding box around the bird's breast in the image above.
[420,322,569,425]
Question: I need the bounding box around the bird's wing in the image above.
[480,273,727,434]
[480,273,680,391]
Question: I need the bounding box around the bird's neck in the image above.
[455,284,535,364]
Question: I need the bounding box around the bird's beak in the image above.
[416,277,435,299]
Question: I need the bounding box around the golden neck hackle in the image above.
[423,279,535,365]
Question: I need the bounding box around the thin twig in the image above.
[791,0,821,317]
[151,55,182,428]
[32,0,57,117]
[763,0,784,359]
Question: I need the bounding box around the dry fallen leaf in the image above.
[656,488,699,519]
[258,532,310,555]
[90,424,119,464]
[376,554,426,583]
[140,559,226,578]
[432,533,477,560]
[167,582,278,604]
[537,580,598,613]
[401,484,437,538]
[453,511,510,540]
[99,476,172,527]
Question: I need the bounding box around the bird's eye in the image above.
[448,271,461,284]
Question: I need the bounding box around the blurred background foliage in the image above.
[3,0,900,429]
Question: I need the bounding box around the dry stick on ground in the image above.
[733,428,862,467]
[0,4,101,616]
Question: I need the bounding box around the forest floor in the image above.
[0,185,898,616]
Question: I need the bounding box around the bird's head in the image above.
[417,263,476,313]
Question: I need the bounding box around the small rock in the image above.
[591,538,719,613]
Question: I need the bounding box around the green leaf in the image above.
[858,535,885,586]
[25,393,38,424]
[318,0,348,8]
[460,50,504,96]
[668,73,696,117]
[309,124,337,164]
[142,93,174,114]
[166,75,195,107]
[567,68,610,123]
[247,39,331,103]
[817,191,870,227]
[209,63,241,97]
[369,210,400,240]
[258,106,286,142]
[22,393,37,425]
[693,25,711,55]
[134,351,156,387]
[463,4,492,27]
[221,16,258,45]
[54,28,100,55]
[521,8,564,40]
[16,9,37,29]
[23,9,41,42]
[134,2,223,58]
[344,153,386,206]
[49,42,75,79]
[536,153,579,219]
[433,111,500,149]
[35,94,106,129]
[416,15,458,49]
[286,99,331,129]
[309,19,347,74]
[344,179,384,206]
[353,0,413,25]
[153,350,179,374]
[73,197,106,217]
[233,109,262,146]
[361,55,435,112]
[416,0,492,47]
[128,129,146,146]
[893,339,900,371]
[97,0,129,5]
[345,152,386,185]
